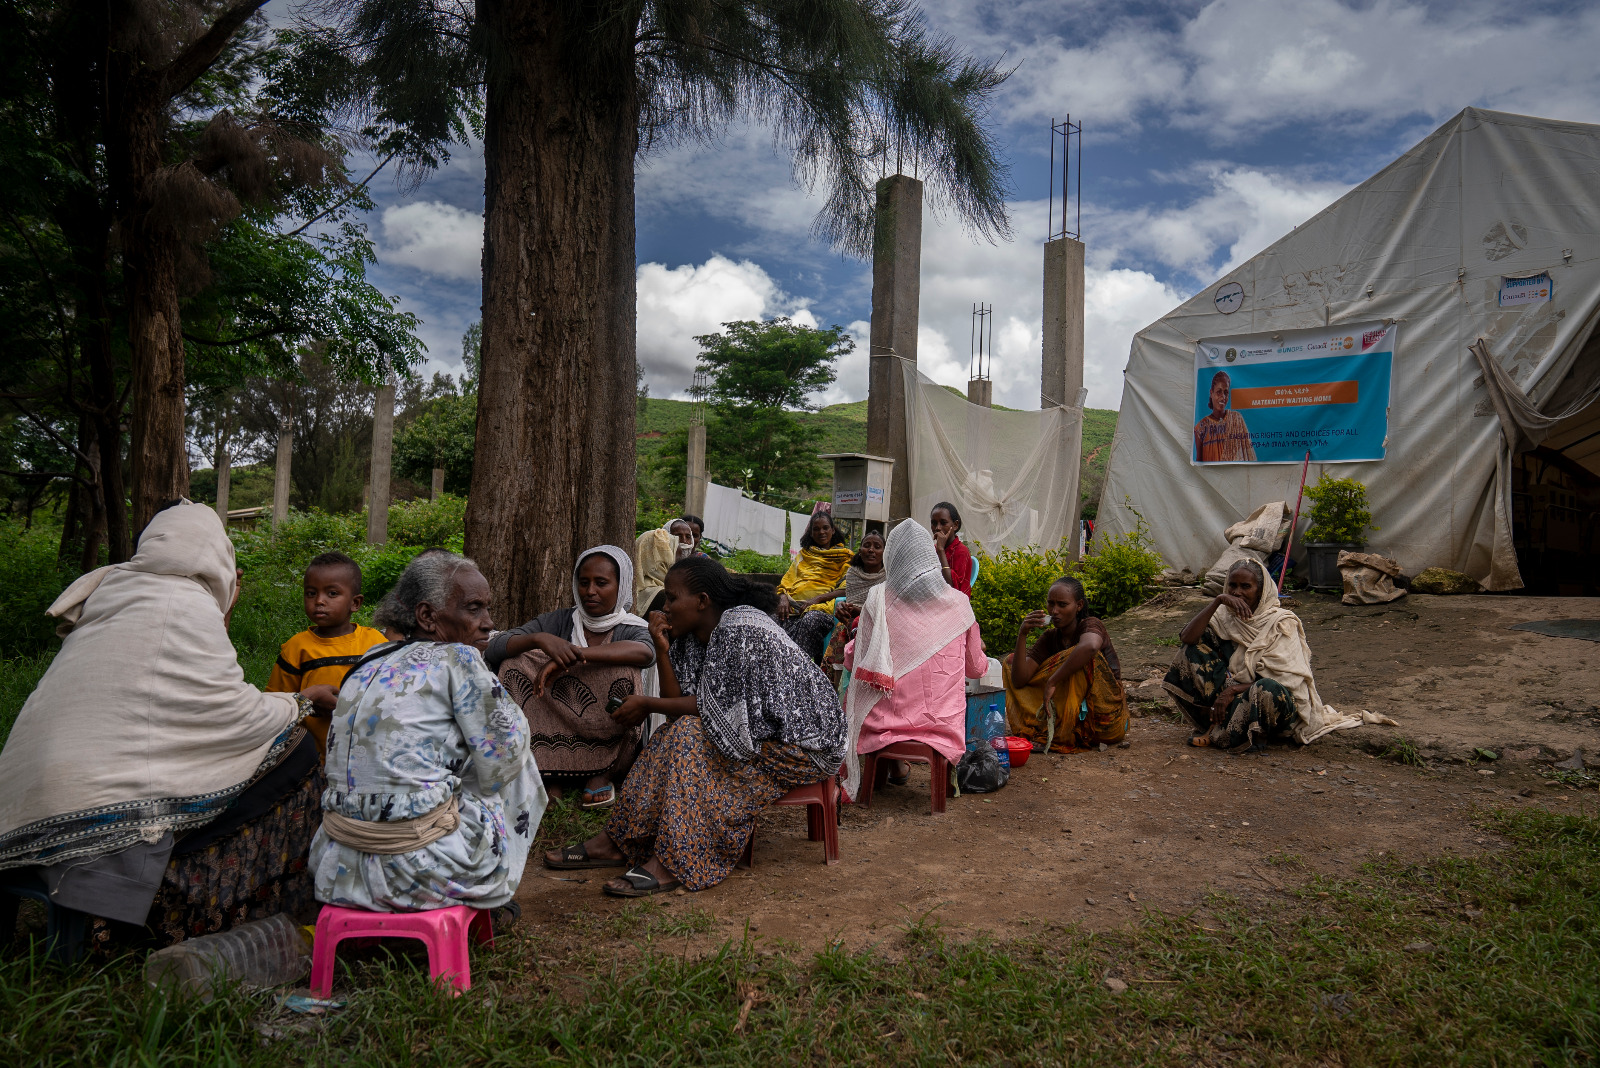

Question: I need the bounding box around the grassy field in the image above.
[2,805,1593,1064]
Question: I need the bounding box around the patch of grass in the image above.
[532,793,610,857]
[1380,734,1426,768]
[591,900,716,940]
[0,653,53,747]
[1152,636,1182,647]
[3,808,1595,1064]
[1543,767,1598,790]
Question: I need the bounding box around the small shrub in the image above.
[1303,473,1376,543]
[1381,735,1425,767]
[358,545,426,602]
[722,549,789,574]
[969,543,1074,655]
[1070,505,1165,618]
[385,495,467,548]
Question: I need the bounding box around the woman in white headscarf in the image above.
[840,521,986,798]
[484,546,656,807]
[0,501,337,944]
[1165,558,1363,750]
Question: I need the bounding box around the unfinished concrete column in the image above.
[1043,236,1086,556]
[966,379,992,407]
[213,440,231,524]
[866,175,923,523]
[685,423,707,517]
[272,417,292,525]
[367,378,395,544]
[431,466,445,500]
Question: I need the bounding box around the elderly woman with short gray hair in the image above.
[308,552,546,915]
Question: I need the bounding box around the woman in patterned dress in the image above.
[545,557,846,896]
[308,552,546,913]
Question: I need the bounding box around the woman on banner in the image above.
[1193,371,1257,462]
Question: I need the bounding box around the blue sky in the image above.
[311,0,1600,410]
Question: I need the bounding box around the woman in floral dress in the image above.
[545,557,845,896]
[309,553,546,912]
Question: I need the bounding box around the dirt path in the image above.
[516,593,1599,950]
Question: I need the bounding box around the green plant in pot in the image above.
[1300,473,1376,590]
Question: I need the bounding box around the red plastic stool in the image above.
[309,903,493,997]
[741,775,840,867]
[856,741,950,814]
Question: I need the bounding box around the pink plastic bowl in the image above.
[1003,736,1032,768]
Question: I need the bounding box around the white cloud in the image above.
[992,0,1600,136]
[379,201,483,281]
[636,255,816,395]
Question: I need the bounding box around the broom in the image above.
[1278,450,1312,592]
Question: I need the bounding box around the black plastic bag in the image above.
[955,744,1008,794]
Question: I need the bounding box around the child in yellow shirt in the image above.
[266,551,389,751]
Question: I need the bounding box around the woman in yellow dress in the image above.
[776,510,854,662]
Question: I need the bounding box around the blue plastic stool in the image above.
[1,876,89,964]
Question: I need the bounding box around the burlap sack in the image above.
[1338,550,1407,605]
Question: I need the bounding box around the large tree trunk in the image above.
[468,1,640,624]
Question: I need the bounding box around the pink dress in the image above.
[845,623,986,764]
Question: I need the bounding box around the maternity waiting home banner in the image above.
[1191,322,1394,465]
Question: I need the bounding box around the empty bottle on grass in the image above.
[145,913,312,1000]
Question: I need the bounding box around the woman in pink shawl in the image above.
[841,521,986,796]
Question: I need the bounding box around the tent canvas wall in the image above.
[1098,108,1600,591]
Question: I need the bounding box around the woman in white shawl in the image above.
[841,522,985,798]
[483,546,655,808]
[1166,558,1363,750]
[0,501,336,944]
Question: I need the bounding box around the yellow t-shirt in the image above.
[266,625,390,750]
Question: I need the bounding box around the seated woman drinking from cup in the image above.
[484,546,655,808]
[544,557,845,897]
[310,553,545,914]
[1004,577,1127,753]
[1165,559,1361,751]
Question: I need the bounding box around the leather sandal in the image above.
[544,843,626,870]
[603,864,682,898]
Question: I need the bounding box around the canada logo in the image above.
[1362,328,1387,350]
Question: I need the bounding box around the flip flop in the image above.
[545,843,626,870]
[603,864,682,898]
[1189,734,1214,748]
[580,784,616,809]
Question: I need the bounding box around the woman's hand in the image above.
[647,610,671,652]
[1210,683,1248,725]
[1020,609,1049,634]
[301,684,339,714]
[532,659,563,697]
[531,632,584,669]
[609,694,652,728]
[1215,592,1254,621]
[777,593,795,621]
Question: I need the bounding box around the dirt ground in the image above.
[515,592,1599,950]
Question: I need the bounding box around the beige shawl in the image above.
[0,502,300,868]
[1207,566,1366,744]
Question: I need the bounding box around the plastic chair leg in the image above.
[929,753,949,815]
[820,782,840,865]
[425,911,472,994]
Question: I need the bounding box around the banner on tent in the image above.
[1191,322,1394,464]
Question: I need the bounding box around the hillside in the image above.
[638,395,1117,507]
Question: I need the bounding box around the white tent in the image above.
[1098,108,1600,590]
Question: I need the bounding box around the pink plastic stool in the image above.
[309,903,493,997]
[740,774,841,868]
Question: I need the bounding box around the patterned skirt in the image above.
[1003,648,1127,753]
[606,718,825,891]
[145,753,324,946]
[498,649,643,784]
[1163,629,1296,748]
[783,609,837,665]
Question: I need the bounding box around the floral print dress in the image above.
[308,641,546,910]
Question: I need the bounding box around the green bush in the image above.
[970,543,1074,655]
[970,506,1165,656]
[385,494,467,548]
[721,548,790,575]
[1303,473,1375,543]
[1071,506,1166,619]
[0,522,72,659]
[359,544,427,602]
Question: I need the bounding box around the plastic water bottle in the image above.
[145,913,312,1000]
[984,705,1010,771]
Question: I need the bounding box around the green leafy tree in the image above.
[307,0,1013,623]
[694,318,850,499]
[394,392,477,495]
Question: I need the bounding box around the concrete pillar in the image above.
[1043,236,1087,557]
[1041,237,1085,410]
[966,379,992,407]
[214,443,231,524]
[431,466,445,500]
[866,174,923,523]
[685,423,708,517]
[367,379,395,544]
[272,418,292,525]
